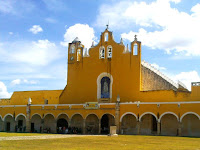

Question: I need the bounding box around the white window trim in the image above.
[99,46,105,59]
[97,72,113,100]
[107,45,112,58]
[70,45,75,54]
[77,49,81,61]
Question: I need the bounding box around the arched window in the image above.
[70,45,75,54]
[133,43,138,55]
[77,49,81,61]
[107,46,112,58]
[101,77,110,98]
[105,33,108,42]
[99,47,105,59]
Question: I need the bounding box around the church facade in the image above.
[1,28,200,136]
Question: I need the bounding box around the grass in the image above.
[1,134,200,150]
[0,132,49,137]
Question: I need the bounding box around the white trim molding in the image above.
[15,113,26,121]
[100,113,115,120]
[120,112,138,122]
[158,112,179,123]
[3,113,13,121]
[71,113,84,120]
[139,112,158,122]
[43,113,55,119]
[31,113,42,120]
[85,113,99,120]
[180,112,200,122]
[97,72,113,100]
[56,113,69,121]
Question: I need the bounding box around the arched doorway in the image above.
[56,114,69,134]
[182,114,200,137]
[44,114,56,133]
[71,114,84,134]
[57,119,68,133]
[31,114,42,133]
[101,114,115,134]
[121,114,137,135]
[140,113,157,135]
[4,114,15,132]
[85,114,99,134]
[160,114,178,136]
[16,114,26,132]
[101,77,110,98]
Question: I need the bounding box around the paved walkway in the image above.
[0,134,106,141]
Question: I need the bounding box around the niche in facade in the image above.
[101,77,110,98]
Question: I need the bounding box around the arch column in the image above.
[157,122,161,135]
[2,121,5,131]
[26,105,31,132]
[136,121,141,135]
[68,119,71,127]
[14,120,17,132]
[83,119,86,134]
[41,118,44,133]
[99,119,101,134]
[178,121,182,136]
[115,101,120,134]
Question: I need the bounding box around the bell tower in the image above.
[68,37,84,64]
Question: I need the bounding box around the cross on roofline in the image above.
[134,34,137,41]
[106,24,109,29]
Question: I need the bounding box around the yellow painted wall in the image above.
[9,90,62,105]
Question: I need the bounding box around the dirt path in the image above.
[0,134,106,141]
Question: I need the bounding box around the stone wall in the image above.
[141,65,177,91]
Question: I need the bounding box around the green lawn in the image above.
[1,134,200,150]
[0,132,49,137]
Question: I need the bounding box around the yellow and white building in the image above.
[1,27,200,136]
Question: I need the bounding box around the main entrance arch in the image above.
[100,114,115,134]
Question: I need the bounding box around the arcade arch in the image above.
[121,113,137,135]
[85,114,99,134]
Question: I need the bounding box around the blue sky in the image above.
[0,0,200,98]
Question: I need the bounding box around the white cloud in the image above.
[0,0,35,15]
[173,71,200,91]
[151,63,166,70]
[45,17,57,23]
[42,0,68,11]
[11,79,38,86]
[0,81,11,98]
[9,32,13,35]
[29,25,43,34]
[0,40,62,66]
[61,24,97,49]
[96,0,200,56]
[11,79,21,85]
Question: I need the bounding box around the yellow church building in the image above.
[1,27,200,137]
